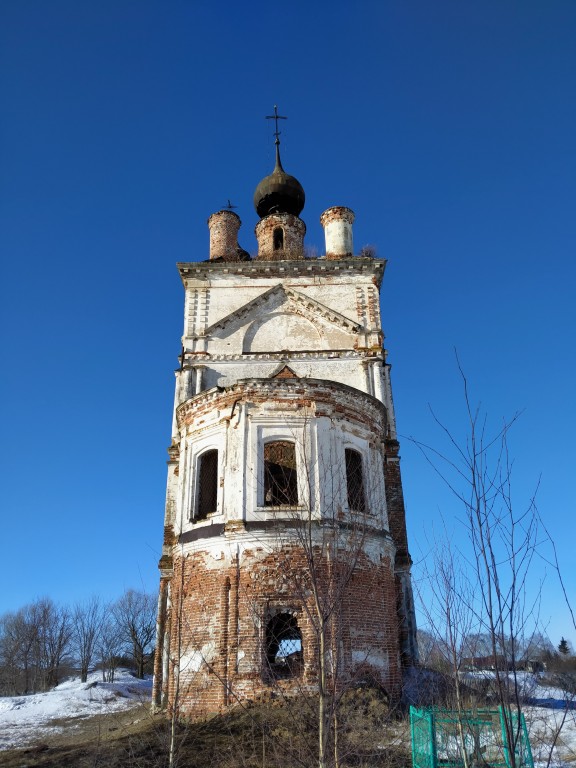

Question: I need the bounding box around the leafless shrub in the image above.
[409,358,573,768]
[359,244,377,258]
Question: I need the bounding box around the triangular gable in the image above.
[204,284,361,336]
[204,284,286,334]
[271,364,298,379]
[284,286,361,332]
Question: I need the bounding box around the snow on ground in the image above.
[458,672,576,767]
[520,673,576,768]
[0,668,152,751]
[0,668,575,765]
[526,704,576,768]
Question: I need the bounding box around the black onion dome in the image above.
[253,146,305,218]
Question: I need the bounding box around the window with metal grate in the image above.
[264,441,298,506]
[265,612,303,679]
[196,449,218,520]
[345,448,366,513]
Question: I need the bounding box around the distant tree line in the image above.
[417,628,574,670]
[0,589,156,696]
[416,627,576,700]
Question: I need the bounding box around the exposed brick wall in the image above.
[255,213,306,260]
[208,210,241,261]
[176,377,387,435]
[383,438,418,666]
[161,538,402,718]
[383,439,409,567]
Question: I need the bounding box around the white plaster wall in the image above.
[324,219,353,256]
[179,525,396,569]
[245,312,325,352]
[204,314,353,357]
[351,647,389,672]
[199,358,372,397]
[175,394,388,532]
[182,272,381,342]
[173,260,390,538]
[178,423,227,536]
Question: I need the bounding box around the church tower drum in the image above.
[152,122,417,717]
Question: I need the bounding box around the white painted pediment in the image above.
[204,284,361,338]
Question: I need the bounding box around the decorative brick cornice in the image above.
[176,377,387,431]
[182,350,381,363]
[158,554,173,575]
[177,256,386,286]
[167,443,180,462]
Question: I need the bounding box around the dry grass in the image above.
[0,690,412,768]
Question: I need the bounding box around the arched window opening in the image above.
[265,613,302,679]
[345,448,366,513]
[196,449,218,520]
[273,227,284,250]
[264,441,298,506]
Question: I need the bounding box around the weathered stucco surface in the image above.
[153,201,417,718]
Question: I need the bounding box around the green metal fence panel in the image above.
[410,706,435,768]
[410,706,534,768]
[499,707,534,768]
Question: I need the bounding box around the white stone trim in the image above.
[180,426,226,533]
[203,283,361,336]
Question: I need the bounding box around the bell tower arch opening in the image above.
[273,227,284,250]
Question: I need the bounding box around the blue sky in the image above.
[1,1,574,647]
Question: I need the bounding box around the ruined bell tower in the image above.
[153,115,417,717]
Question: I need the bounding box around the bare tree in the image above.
[94,610,122,683]
[157,411,404,768]
[73,597,104,683]
[36,597,73,688]
[242,419,399,768]
[410,363,557,768]
[0,608,37,694]
[0,598,72,694]
[113,589,156,679]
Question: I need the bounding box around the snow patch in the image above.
[0,668,151,751]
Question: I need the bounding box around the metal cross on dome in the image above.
[266,105,287,143]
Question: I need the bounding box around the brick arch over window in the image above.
[195,449,218,520]
[345,447,366,513]
[264,441,298,506]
